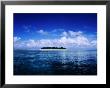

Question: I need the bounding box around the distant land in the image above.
[41,47,66,49]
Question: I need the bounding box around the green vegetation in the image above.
[41,47,66,49]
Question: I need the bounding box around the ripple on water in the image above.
[14,50,97,75]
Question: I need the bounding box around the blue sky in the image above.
[14,13,97,50]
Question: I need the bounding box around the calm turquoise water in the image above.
[14,50,97,75]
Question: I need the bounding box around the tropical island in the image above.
[41,47,66,50]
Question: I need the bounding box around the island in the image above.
[40,47,66,50]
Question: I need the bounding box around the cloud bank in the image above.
[14,30,97,50]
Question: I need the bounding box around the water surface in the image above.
[14,50,97,75]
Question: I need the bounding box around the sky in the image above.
[14,13,97,50]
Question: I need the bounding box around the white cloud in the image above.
[14,37,26,49]
[61,31,68,37]
[37,30,48,35]
[14,30,97,50]
[26,39,37,48]
[14,37,21,42]
[75,36,90,46]
[61,30,83,38]
[91,40,97,46]
[68,30,83,37]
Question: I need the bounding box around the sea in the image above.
[14,50,97,75]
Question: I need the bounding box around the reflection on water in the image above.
[14,50,97,75]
